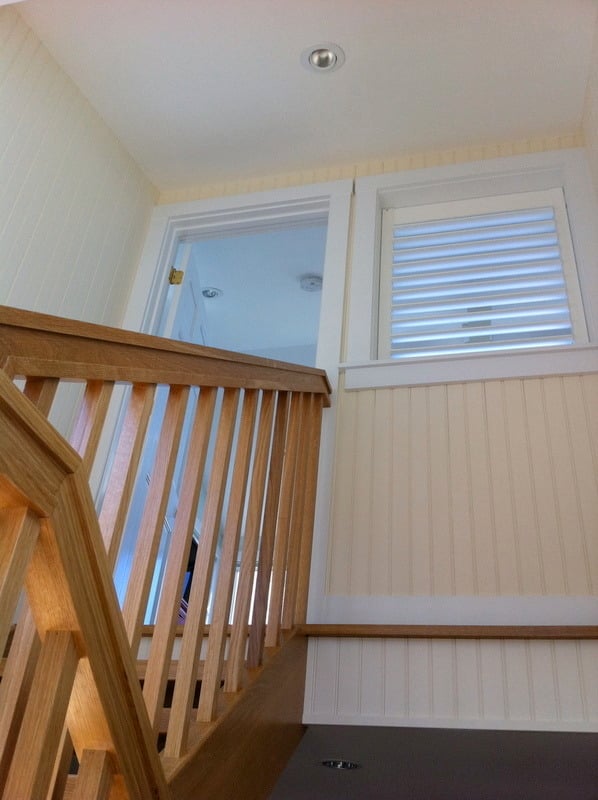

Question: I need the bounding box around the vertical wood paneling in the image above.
[529,641,558,722]
[360,638,384,716]
[543,377,592,594]
[158,134,584,205]
[431,640,456,720]
[326,390,356,594]
[305,638,598,731]
[523,379,568,594]
[563,377,598,590]
[0,6,155,328]
[502,380,544,593]
[465,382,499,594]
[371,390,392,594]
[455,640,482,721]
[350,390,375,595]
[479,642,507,721]
[335,638,361,717]
[446,384,477,594]
[484,382,520,594]
[409,386,432,595]
[383,639,409,718]
[428,386,453,595]
[329,374,598,598]
[389,388,410,594]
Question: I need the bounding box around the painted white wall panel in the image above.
[0,6,155,327]
[583,16,598,196]
[305,638,598,731]
[328,374,598,601]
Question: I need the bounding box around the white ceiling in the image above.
[18,0,598,192]
[182,222,327,361]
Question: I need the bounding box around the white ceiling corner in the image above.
[18,0,598,192]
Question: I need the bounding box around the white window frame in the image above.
[344,149,598,389]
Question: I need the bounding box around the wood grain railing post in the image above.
[122,384,190,652]
[3,629,80,800]
[281,392,312,631]
[246,392,290,669]
[0,507,38,657]
[98,383,155,566]
[0,307,332,793]
[265,392,303,649]
[197,389,259,722]
[0,376,58,794]
[22,377,59,414]
[70,380,115,476]
[75,749,116,800]
[225,390,276,692]
[0,609,40,794]
[294,394,324,623]
[142,386,217,732]
[165,388,240,757]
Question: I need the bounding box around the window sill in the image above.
[340,342,598,390]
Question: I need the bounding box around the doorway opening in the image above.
[117,180,352,624]
[165,220,328,365]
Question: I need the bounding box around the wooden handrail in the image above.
[0,306,331,399]
[0,306,331,798]
[300,624,598,639]
[0,371,169,798]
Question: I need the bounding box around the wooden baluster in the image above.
[0,507,38,658]
[3,630,79,800]
[197,389,258,722]
[98,383,155,567]
[122,384,190,652]
[69,380,114,477]
[264,392,303,649]
[165,388,240,758]
[49,725,76,800]
[22,377,60,415]
[142,386,217,733]
[246,392,290,669]
[0,379,55,793]
[294,394,324,623]
[0,609,40,793]
[281,393,312,630]
[225,390,275,692]
[74,749,115,800]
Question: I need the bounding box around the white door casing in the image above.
[122,180,353,623]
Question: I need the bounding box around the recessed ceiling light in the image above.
[301,43,345,74]
[202,287,223,299]
[321,759,361,770]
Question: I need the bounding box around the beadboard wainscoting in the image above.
[0,6,155,328]
[327,373,598,600]
[304,638,598,731]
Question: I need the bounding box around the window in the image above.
[378,189,587,360]
[345,150,598,388]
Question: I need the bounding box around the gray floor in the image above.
[269,725,598,799]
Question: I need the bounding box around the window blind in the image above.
[379,190,586,360]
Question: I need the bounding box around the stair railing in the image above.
[0,306,330,798]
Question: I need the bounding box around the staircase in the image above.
[0,306,331,799]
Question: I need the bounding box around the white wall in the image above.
[302,144,598,732]
[583,14,598,196]
[305,637,598,732]
[328,374,598,599]
[0,6,156,327]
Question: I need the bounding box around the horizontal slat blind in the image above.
[379,189,587,360]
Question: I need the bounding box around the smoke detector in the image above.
[299,273,323,292]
